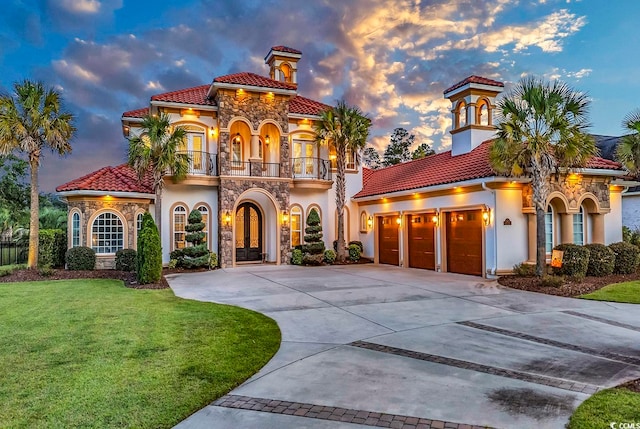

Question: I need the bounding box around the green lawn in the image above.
[580,280,640,304]
[568,387,640,429]
[0,279,280,428]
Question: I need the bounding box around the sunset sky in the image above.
[1,0,638,191]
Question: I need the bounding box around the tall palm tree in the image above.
[128,113,190,234]
[314,100,370,262]
[489,76,596,277]
[615,109,640,176]
[0,80,75,269]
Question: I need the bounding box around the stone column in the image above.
[527,213,536,263]
[561,213,573,244]
[250,134,260,159]
[592,214,605,244]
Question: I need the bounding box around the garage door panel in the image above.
[408,214,435,270]
[446,210,482,276]
[378,216,399,266]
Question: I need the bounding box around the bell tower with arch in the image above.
[443,76,504,156]
[265,45,302,87]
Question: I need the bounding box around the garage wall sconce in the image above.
[431,212,439,227]
[223,211,232,226]
[396,216,402,226]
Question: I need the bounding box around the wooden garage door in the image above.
[446,210,482,276]
[378,216,399,265]
[408,214,435,270]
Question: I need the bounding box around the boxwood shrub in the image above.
[552,244,589,278]
[66,246,96,270]
[348,243,361,262]
[608,241,640,274]
[291,249,303,265]
[39,229,66,268]
[115,249,137,272]
[323,249,336,264]
[584,244,615,277]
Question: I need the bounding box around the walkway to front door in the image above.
[235,202,262,262]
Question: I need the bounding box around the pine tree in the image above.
[412,143,435,160]
[382,128,414,166]
[362,146,382,169]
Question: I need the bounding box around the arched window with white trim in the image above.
[290,206,303,247]
[545,206,554,253]
[573,206,585,245]
[196,205,209,248]
[91,212,124,254]
[72,212,80,247]
[173,205,187,249]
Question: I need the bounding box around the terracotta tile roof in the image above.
[354,141,623,199]
[290,95,330,115]
[150,84,215,106]
[214,72,297,91]
[444,75,504,94]
[270,46,302,55]
[56,164,154,194]
[122,107,149,118]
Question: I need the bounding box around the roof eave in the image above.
[211,81,297,96]
[289,113,322,120]
[149,100,218,111]
[57,190,155,200]
[444,82,504,98]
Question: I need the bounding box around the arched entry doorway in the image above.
[236,202,263,262]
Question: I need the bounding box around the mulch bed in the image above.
[497,272,640,297]
[620,378,640,393]
[0,268,169,289]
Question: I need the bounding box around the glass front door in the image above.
[235,202,262,262]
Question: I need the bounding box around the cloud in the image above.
[58,0,102,14]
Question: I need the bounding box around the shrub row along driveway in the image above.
[168,265,640,429]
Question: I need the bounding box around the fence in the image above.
[0,242,28,266]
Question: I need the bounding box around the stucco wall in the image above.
[622,194,640,231]
[606,189,624,243]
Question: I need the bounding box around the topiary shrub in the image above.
[609,241,640,274]
[291,249,303,265]
[552,244,589,278]
[584,244,615,277]
[303,209,325,257]
[324,249,337,264]
[137,213,162,284]
[302,253,324,265]
[39,229,66,268]
[348,241,364,254]
[512,262,536,277]
[173,209,209,269]
[115,249,137,272]
[66,246,96,270]
[349,244,361,262]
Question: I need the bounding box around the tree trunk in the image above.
[530,161,551,277]
[535,205,546,277]
[335,145,347,262]
[154,189,162,236]
[28,155,39,269]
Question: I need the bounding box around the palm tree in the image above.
[128,113,190,235]
[489,76,596,277]
[314,100,370,262]
[615,109,640,176]
[0,80,75,269]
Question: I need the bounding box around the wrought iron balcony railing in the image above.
[176,151,218,176]
[291,157,332,180]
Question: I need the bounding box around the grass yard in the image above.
[567,387,640,429]
[0,279,280,428]
[580,280,640,304]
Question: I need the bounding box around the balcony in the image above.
[228,161,281,177]
[291,157,332,180]
[178,151,218,176]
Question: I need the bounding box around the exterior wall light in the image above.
[367,215,373,229]
[282,210,289,226]
[431,213,439,227]
[482,209,491,226]
[122,125,130,137]
[265,134,270,145]
[234,133,241,143]
[223,211,232,226]
[396,216,402,226]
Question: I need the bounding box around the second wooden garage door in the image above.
[408,214,435,270]
[446,210,483,276]
[378,216,399,265]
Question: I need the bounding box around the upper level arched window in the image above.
[455,101,467,129]
[280,63,292,83]
[476,99,489,125]
[232,133,243,163]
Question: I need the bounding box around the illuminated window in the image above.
[573,206,584,245]
[291,206,302,247]
[91,212,124,254]
[197,205,209,247]
[346,149,355,170]
[280,63,292,83]
[173,205,187,249]
[232,134,242,163]
[72,212,80,247]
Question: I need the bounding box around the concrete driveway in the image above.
[168,265,640,429]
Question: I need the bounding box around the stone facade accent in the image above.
[218,179,290,268]
[521,174,611,213]
[67,198,151,269]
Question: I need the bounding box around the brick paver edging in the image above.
[562,311,640,333]
[458,321,640,367]
[213,394,493,429]
[349,341,599,394]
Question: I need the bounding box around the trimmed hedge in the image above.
[584,244,615,277]
[552,244,589,278]
[291,249,303,265]
[39,229,66,268]
[348,241,364,254]
[348,243,361,262]
[608,242,640,274]
[137,213,162,284]
[66,246,96,270]
[115,249,137,272]
[323,249,336,264]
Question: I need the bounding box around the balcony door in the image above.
[235,202,263,262]
[292,140,316,177]
[178,126,206,174]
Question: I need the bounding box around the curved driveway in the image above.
[168,265,640,429]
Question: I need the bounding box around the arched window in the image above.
[456,101,467,128]
[476,99,489,125]
[196,205,209,247]
[360,211,368,233]
[72,212,80,247]
[136,212,143,232]
[280,63,292,83]
[290,206,303,247]
[573,206,585,245]
[545,206,554,253]
[232,133,243,163]
[173,205,187,249]
[91,212,124,254]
